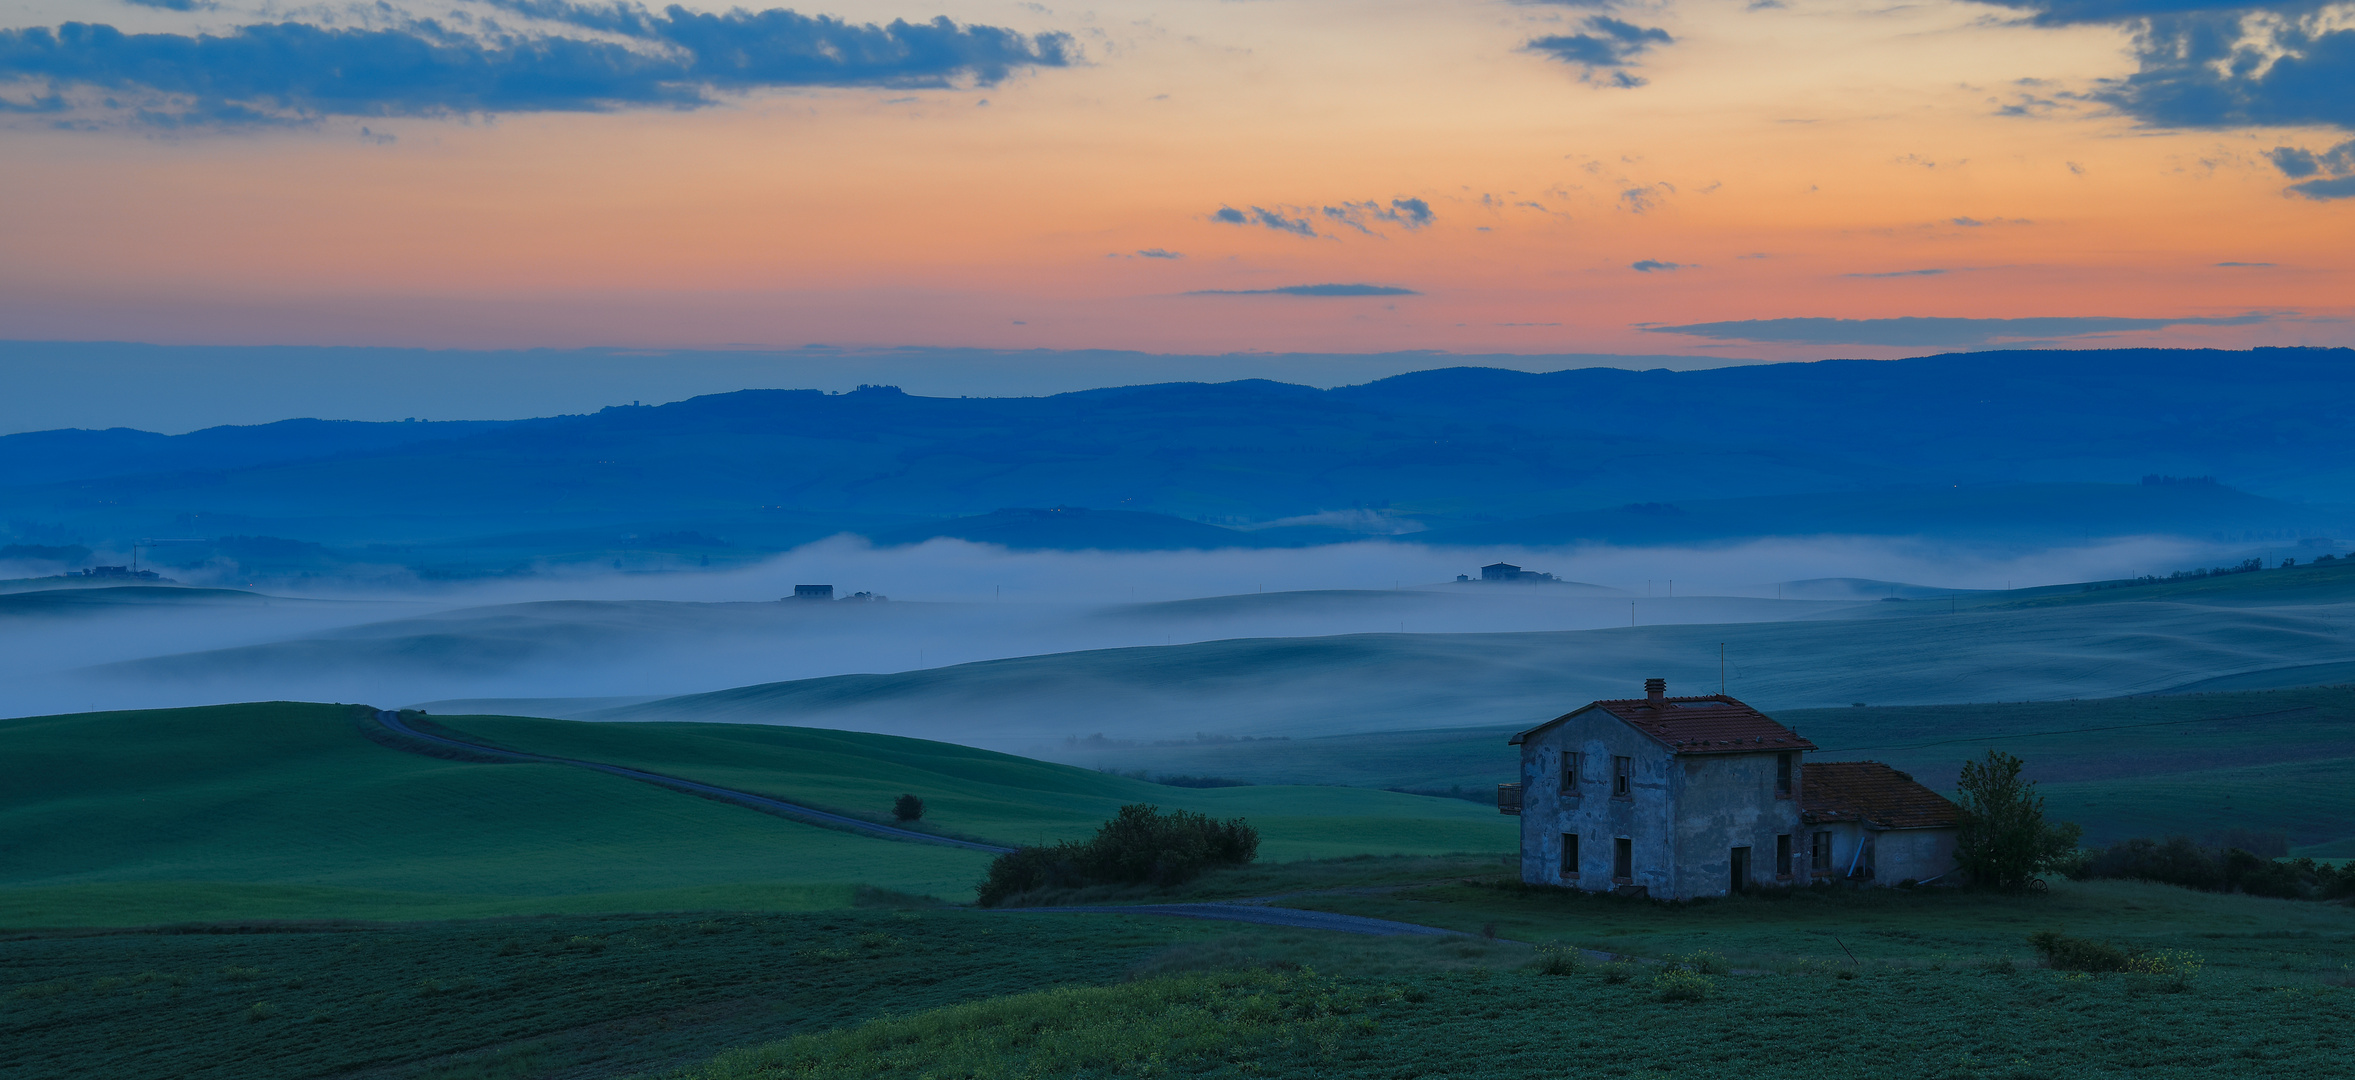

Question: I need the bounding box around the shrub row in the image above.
[2067,836,2355,900]
[976,804,1259,906]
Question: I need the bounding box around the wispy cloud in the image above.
[1844,268,1948,278]
[1186,284,1420,297]
[1631,260,1681,272]
[1644,314,2275,346]
[1136,248,1184,259]
[1211,206,1319,237]
[1527,16,1673,88]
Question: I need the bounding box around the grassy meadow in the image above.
[0,702,1507,926]
[426,713,1516,859]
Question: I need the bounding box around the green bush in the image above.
[1599,962,1636,984]
[2078,837,2355,900]
[2028,931,2134,973]
[975,804,1259,906]
[1531,942,1582,976]
[1652,969,1714,1002]
[1675,950,1730,975]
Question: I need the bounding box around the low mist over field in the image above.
[0,530,2310,725]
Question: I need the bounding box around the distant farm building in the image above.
[1477,562,1558,583]
[68,565,164,581]
[1500,678,1959,898]
[791,584,833,600]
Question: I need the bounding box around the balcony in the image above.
[1496,782,1522,815]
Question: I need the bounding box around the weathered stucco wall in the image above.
[1519,708,1677,895]
[1670,753,1806,898]
[1802,823,1957,886]
[1519,710,1803,899]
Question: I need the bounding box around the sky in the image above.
[1,0,2352,363]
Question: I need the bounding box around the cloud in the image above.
[1320,197,1435,234]
[1186,284,1420,297]
[1974,2,2354,131]
[2265,138,2355,198]
[1527,16,1673,88]
[2288,174,2355,200]
[1844,268,1949,278]
[0,5,1074,125]
[1643,314,2274,346]
[1630,260,1681,272]
[2215,261,2275,266]
[1136,248,1183,259]
[1619,183,1672,212]
[1210,205,1319,237]
[119,0,204,9]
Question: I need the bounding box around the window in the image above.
[1560,833,1579,879]
[1730,846,1751,894]
[1776,752,1793,798]
[1612,755,1632,797]
[1810,831,1831,873]
[1613,837,1633,880]
[1560,751,1582,793]
[1776,834,1793,878]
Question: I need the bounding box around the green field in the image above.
[0,703,1509,926]
[429,713,1515,859]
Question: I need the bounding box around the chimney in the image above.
[1645,677,1666,707]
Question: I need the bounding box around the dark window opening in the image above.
[1613,837,1633,880]
[1730,846,1751,894]
[1560,833,1579,879]
[1776,834,1793,877]
[1810,831,1832,873]
[1612,755,1632,797]
[1775,752,1793,798]
[1561,751,1582,793]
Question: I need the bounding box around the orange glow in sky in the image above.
[0,0,2348,360]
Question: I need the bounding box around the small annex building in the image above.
[1502,678,1960,899]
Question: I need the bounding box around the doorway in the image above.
[1730,846,1752,894]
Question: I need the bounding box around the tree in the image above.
[1953,750,2080,890]
[893,793,924,822]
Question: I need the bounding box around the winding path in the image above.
[369,709,1469,938]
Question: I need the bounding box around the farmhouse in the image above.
[1501,678,1960,899]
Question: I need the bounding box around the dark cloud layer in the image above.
[1187,284,1419,297]
[1527,16,1672,88]
[1646,314,2272,346]
[1980,0,2352,131]
[0,3,1072,123]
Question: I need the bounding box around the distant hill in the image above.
[6,347,2354,560]
[867,507,1277,551]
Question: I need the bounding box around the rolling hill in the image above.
[0,702,1510,926]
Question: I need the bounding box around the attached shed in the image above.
[1800,761,1961,887]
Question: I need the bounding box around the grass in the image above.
[657,935,2355,1079]
[0,702,1512,925]
[0,703,996,923]
[429,713,1517,860]
[1271,874,2355,976]
[0,907,1286,1080]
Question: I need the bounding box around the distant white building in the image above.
[1502,678,1959,899]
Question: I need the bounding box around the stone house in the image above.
[1502,678,1960,899]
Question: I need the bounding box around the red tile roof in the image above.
[1802,762,1959,830]
[1511,695,1817,755]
